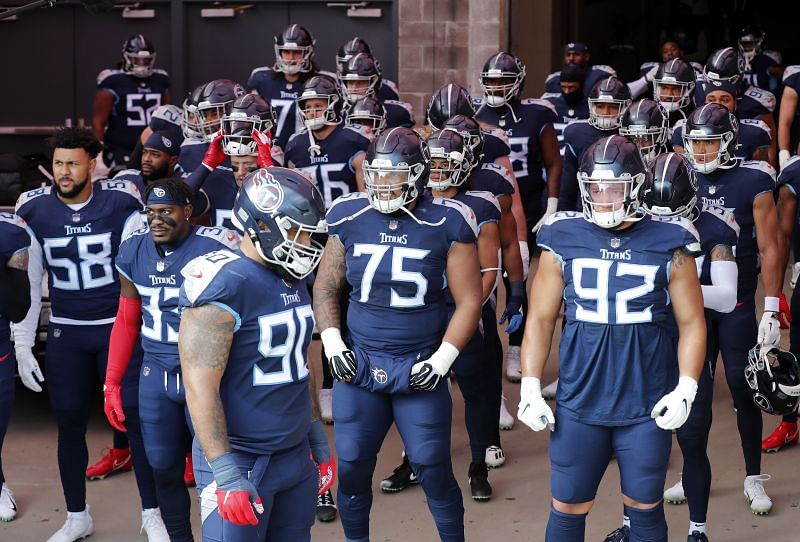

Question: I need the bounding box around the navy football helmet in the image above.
[427,129,473,190]
[738,25,765,64]
[195,79,246,142]
[274,24,315,75]
[653,58,696,113]
[746,344,800,416]
[641,152,698,219]
[480,52,526,107]
[578,135,648,228]
[231,167,326,279]
[182,84,204,140]
[619,99,668,164]
[704,47,745,85]
[345,96,386,135]
[442,114,484,168]
[339,53,382,103]
[588,77,631,130]
[363,128,430,213]
[221,94,277,156]
[122,35,156,78]
[682,103,738,174]
[298,73,343,131]
[427,84,476,130]
[336,37,375,75]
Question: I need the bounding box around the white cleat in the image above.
[744,474,772,516]
[505,346,521,382]
[47,506,93,542]
[319,388,333,424]
[541,379,558,400]
[141,508,170,542]
[663,478,686,504]
[0,483,17,522]
[485,445,506,468]
[499,395,515,430]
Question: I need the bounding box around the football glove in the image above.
[499,280,525,334]
[209,453,264,526]
[321,328,356,382]
[410,342,459,392]
[201,131,226,170]
[650,376,698,430]
[518,377,555,432]
[758,311,781,348]
[16,346,44,392]
[103,383,126,432]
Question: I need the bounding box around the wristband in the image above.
[764,296,779,313]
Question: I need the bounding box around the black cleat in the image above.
[316,489,337,522]
[688,531,708,542]
[602,526,629,542]
[380,455,419,493]
[468,461,492,501]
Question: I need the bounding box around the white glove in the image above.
[517,377,555,432]
[791,262,800,289]
[519,241,530,281]
[650,376,698,430]
[532,197,558,234]
[410,342,459,391]
[645,64,659,83]
[16,346,44,392]
[758,311,781,348]
[779,149,791,171]
[321,328,356,382]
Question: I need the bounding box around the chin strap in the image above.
[398,201,446,227]
[308,129,321,157]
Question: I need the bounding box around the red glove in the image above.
[215,490,263,526]
[202,131,226,170]
[779,292,792,329]
[252,129,274,168]
[103,384,126,432]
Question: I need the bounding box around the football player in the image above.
[519,135,706,542]
[542,64,590,157]
[345,96,387,139]
[738,25,784,92]
[638,40,703,82]
[314,128,482,542]
[179,167,327,541]
[13,127,168,541]
[544,42,616,97]
[93,35,171,168]
[0,212,31,522]
[127,104,184,170]
[668,103,782,517]
[619,99,669,165]
[652,58,697,130]
[338,53,414,129]
[113,130,182,193]
[335,37,400,101]
[247,24,318,151]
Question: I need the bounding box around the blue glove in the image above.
[308,419,331,464]
[499,280,525,334]
[209,453,263,526]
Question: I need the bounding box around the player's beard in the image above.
[54,175,89,199]
[142,163,171,183]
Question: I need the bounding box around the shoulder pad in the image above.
[153,69,169,77]
[465,190,501,213]
[480,162,514,183]
[673,118,687,130]
[471,97,485,109]
[121,226,150,244]
[96,69,122,86]
[563,119,591,134]
[592,64,617,75]
[343,123,372,139]
[541,92,561,100]
[384,99,414,115]
[763,50,782,64]
[743,86,776,111]
[783,65,800,83]
[328,192,368,212]
[521,97,558,114]
[196,226,241,250]
[249,66,273,78]
[740,118,771,135]
[111,168,141,180]
[545,71,560,83]
[151,105,183,124]
[545,211,582,226]
[0,212,27,230]
[483,127,509,145]
[690,61,704,73]
[15,185,52,212]
[740,160,777,182]
[100,179,144,203]
[651,215,701,243]
[640,61,658,71]
[180,138,206,148]
[181,250,241,305]
[382,79,399,94]
[431,197,479,238]
[702,204,740,237]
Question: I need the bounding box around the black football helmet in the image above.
[274,24,315,75]
[231,167,326,279]
[588,77,631,131]
[578,135,648,228]
[641,152,698,219]
[619,99,668,164]
[195,79,246,141]
[345,96,386,134]
[745,344,800,416]
[480,52,526,107]
[427,84,476,130]
[363,128,431,214]
[297,73,343,131]
[336,37,374,75]
[339,53,382,103]
[704,47,745,85]
[221,94,277,156]
[182,84,204,140]
[682,103,738,174]
[122,35,156,78]
[738,25,765,64]
[442,114,484,168]
[426,129,473,190]
[653,58,696,113]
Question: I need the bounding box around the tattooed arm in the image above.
[0,248,30,323]
[313,236,347,333]
[668,248,706,381]
[179,303,236,461]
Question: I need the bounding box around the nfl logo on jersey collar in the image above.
[610,237,622,249]
[388,219,399,231]
[156,261,167,272]
[71,212,82,223]
[708,185,717,195]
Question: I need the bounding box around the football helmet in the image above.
[480,52,526,107]
[297,73,343,131]
[653,58,696,113]
[704,47,744,85]
[195,79,246,142]
[578,134,648,228]
[339,53,382,103]
[221,94,277,156]
[738,25,765,64]
[745,344,800,416]
[231,167,326,280]
[122,35,156,78]
[336,37,374,75]
[274,24,316,75]
[427,129,473,190]
[641,152,698,219]
[363,127,430,214]
[588,77,631,131]
[442,114,484,168]
[427,83,476,130]
[345,96,386,134]
[682,103,738,174]
[619,99,669,164]
[182,84,203,140]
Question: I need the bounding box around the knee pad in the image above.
[625,503,667,542]
[337,457,376,495]
[409,459,459,501]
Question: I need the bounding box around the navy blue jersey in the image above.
[558,119,608,212]
[16,180,143,323]
[116,226,239,370]
[742,51,781,91]
[97,69,171,153]
[672,117,770,159]
[376,79,400,102]
[542,92,591,157]
[0,213,31,345]
[468,162,515,199]
[693,204,740,286]
[246,68,313,151]
[383,99,415,128]
[111,168,147,194]
[696,160,776,294]
[326,192,478,355]
[545,65,616,97]
[479,128,511,165]
[694,80,775,120]
[199,169,240,229]
[148,104,184,139]
[285,124,370,208]
[777,155,800,196]
[538,211,701,425]
[179,249,313,454]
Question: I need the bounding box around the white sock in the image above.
[622,515,630,528]
[689,521,706,534]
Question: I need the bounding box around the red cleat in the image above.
[86,447,132,480]
[761,421,799,453]
[184,453,195,487]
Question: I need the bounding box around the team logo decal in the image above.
[53,328,61,338]
[610,237,621,249]
[161,137,172,148]
[371,367,388,385]
[154,187,166,197]
[251,169,284,213]
[71,213,82,223]
[143,366,150,377]
[752,392,773,413]
[708,185,717,195]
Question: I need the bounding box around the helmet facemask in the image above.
[653,80,695,112]
[588,97,630,130]
[197,101,234,142]
[683,131,735,174]
[578,171,644,228]
[341,74,380,103]
[182,101,202,140]
[480,71,524,107]
[427,149,471,191]
[298,95,340,131]
[123,51,156,78]
[274,42,314,75]
[346,110,385,134]
[364,159,426,214]
[619,125,667,165]
[221,114,273,157]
